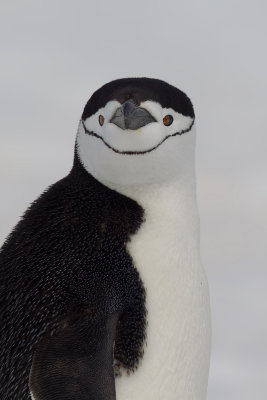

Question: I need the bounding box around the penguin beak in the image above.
[110,99,156,130]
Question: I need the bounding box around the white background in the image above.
[1,1,267,398]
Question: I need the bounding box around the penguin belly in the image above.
[114,185,211,400]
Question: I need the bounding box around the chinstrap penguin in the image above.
[0,77,211,400]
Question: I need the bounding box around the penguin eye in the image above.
[99,115,105,126]
[163,115,173,126]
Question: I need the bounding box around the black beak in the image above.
[110,99,156,130]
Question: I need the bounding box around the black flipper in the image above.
[29,312,119,400]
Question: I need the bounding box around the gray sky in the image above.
[1,1,267,398]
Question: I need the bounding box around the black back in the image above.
[0,156,147,399]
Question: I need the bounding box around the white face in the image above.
[76,100,196,186]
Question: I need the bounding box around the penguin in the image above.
[0,77,211,400]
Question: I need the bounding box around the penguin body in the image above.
[0,78,211,400]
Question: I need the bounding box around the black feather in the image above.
[0,154,147,399]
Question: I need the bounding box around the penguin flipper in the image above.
[29,312,119,400]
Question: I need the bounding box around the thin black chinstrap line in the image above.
[81,119,195,155]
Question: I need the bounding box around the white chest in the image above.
[115,183,211,400]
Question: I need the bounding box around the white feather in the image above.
[112,180,211,400]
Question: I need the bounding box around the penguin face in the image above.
[76,78,196,186]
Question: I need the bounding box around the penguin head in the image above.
[76,78,196,186]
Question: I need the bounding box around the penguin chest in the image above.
[115,204,211,400]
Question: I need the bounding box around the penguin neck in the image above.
[72,150,200,258]
[109,174,197,213]
[103,168,200,262]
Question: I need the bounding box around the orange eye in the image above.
[163,115,173,126]
[99,115,104,126]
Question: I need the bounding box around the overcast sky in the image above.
[1,1,267,398]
